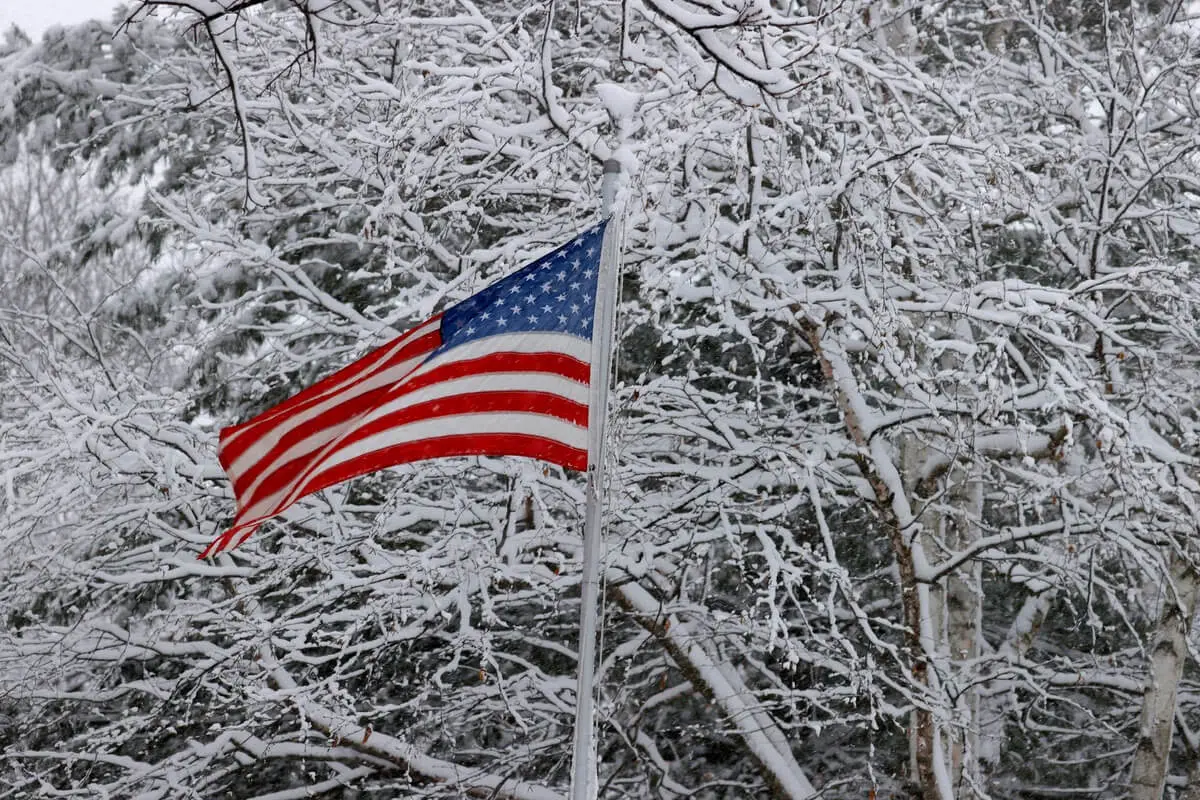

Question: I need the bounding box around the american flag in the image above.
[201,222,608,558]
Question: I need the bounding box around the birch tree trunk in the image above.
[1129,552,1200,799]
[908,443,983,792]
[943,477,982,794]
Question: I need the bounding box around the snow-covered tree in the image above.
[3,1,1200,798]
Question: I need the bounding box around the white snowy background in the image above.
[2,2,1200,799]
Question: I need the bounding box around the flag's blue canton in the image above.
[439,221,607,352]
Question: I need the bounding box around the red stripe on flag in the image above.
[222,350,589,500]
[236,390,588,510]
[200,432,586,559]
[303,433,588,490]
[219,324,443,464]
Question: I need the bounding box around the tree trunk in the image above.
[943,477,982,794]
[803,318,951,800]
[1129,552,1200,800]
[905,319,984,799]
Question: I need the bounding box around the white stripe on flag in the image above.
[413,331,592,375]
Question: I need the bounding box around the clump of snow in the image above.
[595,83,640,125]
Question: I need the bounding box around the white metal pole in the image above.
[570,158,622,800]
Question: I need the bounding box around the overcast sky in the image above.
[0,0,125,39]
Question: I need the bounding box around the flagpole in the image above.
[570,158,622,800]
